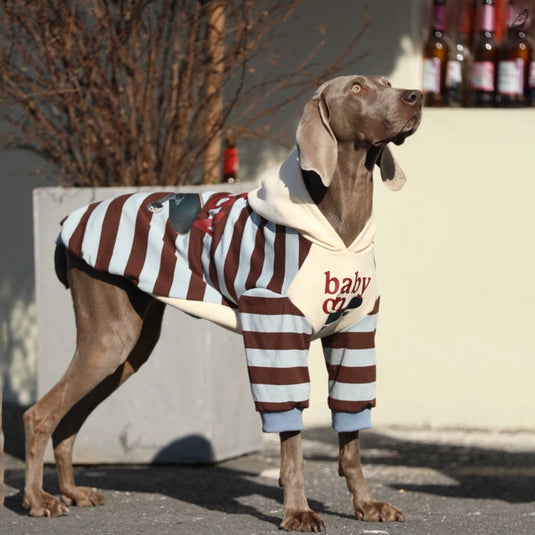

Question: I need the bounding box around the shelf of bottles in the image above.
[423,0,535,107]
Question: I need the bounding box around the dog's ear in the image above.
[296,95,337,187]
[377,145,407,191]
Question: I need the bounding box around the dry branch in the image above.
[1,0,370,186]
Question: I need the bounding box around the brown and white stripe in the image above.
[58,190,378,429]
[58,191,312,311]
[322,298,379,414]
[238,289,312,413]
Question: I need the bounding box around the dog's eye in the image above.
[351,83,362,94]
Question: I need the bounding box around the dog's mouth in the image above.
[391,114,421,145]
[403,115,420,133]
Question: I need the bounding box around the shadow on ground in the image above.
[4,458,290,525]
[4,426,535,526]
[307,427,535,503]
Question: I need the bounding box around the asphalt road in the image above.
[3,427,535,534]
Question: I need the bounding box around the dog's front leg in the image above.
[338,431,404,522]
[279,431,325,532]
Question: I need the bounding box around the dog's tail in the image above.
[54,244,70,289]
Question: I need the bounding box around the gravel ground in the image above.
[3,426,535,534]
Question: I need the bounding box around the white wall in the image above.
[0,150,55,405]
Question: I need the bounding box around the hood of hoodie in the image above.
[248,150,376,253]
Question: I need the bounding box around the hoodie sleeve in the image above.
[321,298,380,432]
[238,288,312,433]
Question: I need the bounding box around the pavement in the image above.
[2,427,535,535]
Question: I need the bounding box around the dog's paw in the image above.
[24,491,71,517]
[280,509,326,532]
[354,500,405,522]
[61,486,106,507]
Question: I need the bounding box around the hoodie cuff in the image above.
[260,408,304,433]
[332,408,372,433]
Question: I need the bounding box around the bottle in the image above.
[530,55,535,105]
[529,7,535,105]
[446,0,473,106]
[496,5,532,107]
[423,0,450,106]
[222,136,239,184]
[470,0,499,106]
[0,424,3,507]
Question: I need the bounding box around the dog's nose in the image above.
[401,90,423,106]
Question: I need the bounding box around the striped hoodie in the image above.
[58,151,380,433]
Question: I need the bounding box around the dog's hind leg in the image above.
[23,256,162,517]
[52,298,165,509]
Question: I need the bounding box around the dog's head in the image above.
[296,75,422,191]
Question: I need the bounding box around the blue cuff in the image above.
[260,408,304,433]
[332,408,372,433]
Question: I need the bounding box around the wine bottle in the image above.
[470,0,498,106]
[496,5,532,107]
[529,8,535,105]
[423,0,450,106]
[530,58,535,106]
[446,0,473,106]
[222,136,239,184]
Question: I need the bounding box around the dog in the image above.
[23,75,422,531]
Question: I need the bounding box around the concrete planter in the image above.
[34,186,263,464]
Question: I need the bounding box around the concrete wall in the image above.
[34,186,262,463]
[0,150,55,406]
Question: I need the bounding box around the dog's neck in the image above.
[303,144,375,247]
